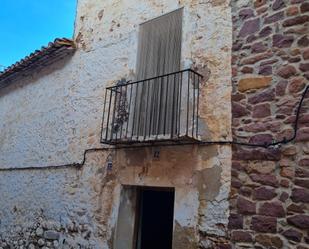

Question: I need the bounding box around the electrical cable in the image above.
[226,84,309,148]
[113,85,309,149]
[1,85,307,171]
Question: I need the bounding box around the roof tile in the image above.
[0,38,76,86]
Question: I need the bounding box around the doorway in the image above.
[114,186,175,249]
[136,187,175,249]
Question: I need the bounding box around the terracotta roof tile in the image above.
[0,38,76,87]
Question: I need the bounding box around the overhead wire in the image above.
[1,85,308,171]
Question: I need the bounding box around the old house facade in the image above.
[0,0,308,248]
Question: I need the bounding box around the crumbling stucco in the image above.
[0,0,232,248]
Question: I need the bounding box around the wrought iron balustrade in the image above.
[101,69,203,145]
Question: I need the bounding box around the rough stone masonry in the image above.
[0,0,232,248]
[230,0,309,248]
[0,0,308,249]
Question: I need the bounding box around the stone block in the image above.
[279,192,289,202]
[287,215,309,229]
[291,188,309,203]
[35,227,44,237]
[276,80,288,96]
[248,88,275,104]
[300,2,309,13]
[251,216,277,233]
[260,58,278,66]
[295,167,309,177]
[298,114,309,126]
[283,15,309,27]
[297,35,309,47]
[286,6,299,16]
[228,213,243,229]
[231,230,253,242]
[43,230,59,240]
[255,234,283,248]
[249,134,273,145]
[251,42,267,53]
[303,48,309,60]
[299,158,309,167]
[277,65,297,79]
[288,56,301,63]
[253,186,276,200]
[246,161,276,174]
[264,11,284,24]
[273,34,294,48]
[232,102,249,118]
[258,201,285,217]
[294,179,309,188]
[242,52,273,65]
[272,0,286,10]
[287,203,305,214]
[239,186,252,197]
[238,77,272,92]
[282,228,302,242]
[280,167,294,179]
[239,8,255,20]
[296,128,309,142]
[280,179,290,188]
[272,0,285,10]
[239,18,260,37]
[282,146,297,156]
[237,196,256,215]
[299,63,309,72]
[259,65,272,75]
[254,0,267,8]
[234,148,281,161]
[241,66,254,74]
[252,103,271,118]
[250,173,279,187]
[259,26,272,37]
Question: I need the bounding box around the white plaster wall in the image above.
[0,0,232,247]
[0,0,232,169]
[0,151,111,248]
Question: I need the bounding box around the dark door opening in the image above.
[136,187,175,249]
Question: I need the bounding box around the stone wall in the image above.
[0,150,114,249]
[0,0,233,248]
[230,0,309,248]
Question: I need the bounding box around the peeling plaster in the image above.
[193,165,222,201]
[0,0,232,247]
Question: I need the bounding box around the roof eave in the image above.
[0,38,76,87]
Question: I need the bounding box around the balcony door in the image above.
[136,8,183,80]
[133,9,183,138]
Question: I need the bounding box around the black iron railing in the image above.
[101,69,203,145]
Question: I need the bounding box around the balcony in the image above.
[101,69,203,146]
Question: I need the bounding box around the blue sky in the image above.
[0,0,77,69]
